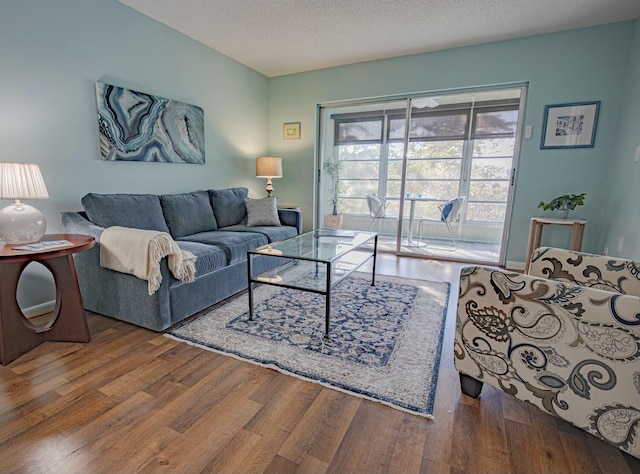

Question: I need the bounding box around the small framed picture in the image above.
[540,101,600,149]
[283,122,301,140]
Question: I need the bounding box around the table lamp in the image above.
[256,156,282,198]
[0,162,49,244]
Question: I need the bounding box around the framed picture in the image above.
[540,101,600,149]
[283,122,301,140]
[95,82,205,163]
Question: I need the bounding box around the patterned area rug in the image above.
[167,273,450,418]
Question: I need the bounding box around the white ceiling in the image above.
[118,0,640,78]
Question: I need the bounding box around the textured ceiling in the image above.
[118,0,640,77]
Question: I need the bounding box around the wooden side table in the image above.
[524,217,586,274]
[0,234,95,365]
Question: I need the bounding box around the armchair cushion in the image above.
[81,193,170,233]
[160,191,217,238]
[530,246,640,296]
[209,187,248,228]
[455,251,640,460]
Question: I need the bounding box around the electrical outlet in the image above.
[635,145,640,162]
[525,125,532,139]
[604,247,608,256]
[617,237,624,253]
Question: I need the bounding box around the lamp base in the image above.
[265,178,274,198]
[0,201,47,244]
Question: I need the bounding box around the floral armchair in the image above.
[454,246,640,459]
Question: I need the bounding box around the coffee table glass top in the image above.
[250,229,377,263]
[248,229,377,293]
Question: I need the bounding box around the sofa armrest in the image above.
[278,209,302,234]
[530,246,640,296]
[61,211,105,241]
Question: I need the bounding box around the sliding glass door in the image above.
[317,86,526,265]
[318,99,408,233]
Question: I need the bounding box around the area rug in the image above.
[167,272,450,418]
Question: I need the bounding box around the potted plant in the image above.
[323,156,344,229]
[538,192,586,219]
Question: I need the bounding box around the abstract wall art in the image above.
[95,82,205,164]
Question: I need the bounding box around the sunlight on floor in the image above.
[376,235,501,264]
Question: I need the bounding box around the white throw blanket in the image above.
[100,226,197,295]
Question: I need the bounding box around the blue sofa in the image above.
[61,187,301,331]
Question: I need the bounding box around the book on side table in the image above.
[11,240,74,251]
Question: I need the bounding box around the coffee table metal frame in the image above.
[247,229,378,339]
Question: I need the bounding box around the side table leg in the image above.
[0,261,44,365]
[41,255,90,343]
[576,222,586,251]
[534,223,544,250]
[570,222,584,251]
[524,218,537,274]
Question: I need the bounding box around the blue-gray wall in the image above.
[1,0,269,307]
[601,19,640,259]
[2,0,270,215]
[267,22,637,265]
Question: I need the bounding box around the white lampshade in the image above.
[256,156,283,178]
[0,162,50,244]
[256,156,282,198]
[0,162,49,200]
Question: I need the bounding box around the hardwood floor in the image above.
[1,254,638,473]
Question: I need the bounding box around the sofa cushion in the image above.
[174,241,228,276]
[221,224,297,243]
[160,191,217,238]
[178,230,267,264]
[81,193,170,232]
[209,187,248,228]
[245,197,281,227]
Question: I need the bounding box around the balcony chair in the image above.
[365,194,398,232]
[416,196,466,249]
[455,246,640,460]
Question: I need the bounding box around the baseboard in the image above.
[22,300,56,319]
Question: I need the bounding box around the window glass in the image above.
[473,138,515,157]
[337,196,370,215]
[406,159,462,180]
[389,180,459,200]
[472,108,519,138]
[408,141,464,158]
[328,94,520,230]
[470,158,511,180]
[336,119,383,144]
[468,181,509,202]
[467,202,507,222]
[337,144,381,160]
[388,143,404,159]
[342,161,379,180]
[389,113,468,141]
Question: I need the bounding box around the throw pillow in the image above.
[245,197,281,227]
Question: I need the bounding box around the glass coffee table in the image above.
[247,229,378,339]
